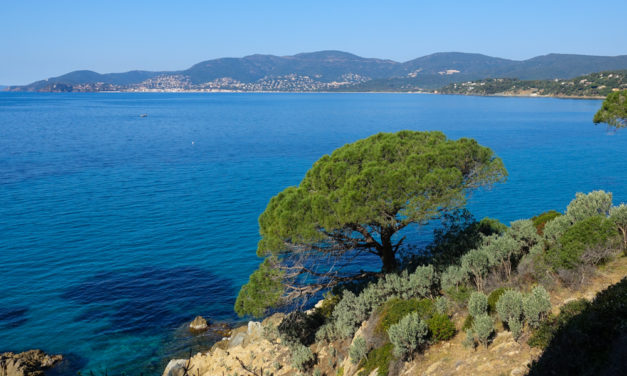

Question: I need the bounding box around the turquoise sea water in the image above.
[0,93,625,374]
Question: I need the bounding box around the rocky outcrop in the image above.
[189,316,209,331]
[0,350,62,376]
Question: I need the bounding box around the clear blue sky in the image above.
[1,0,626,85]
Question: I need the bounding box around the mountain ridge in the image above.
[8,51,627,92]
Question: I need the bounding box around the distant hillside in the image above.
[8,51,627,92]
[437,70,627,97]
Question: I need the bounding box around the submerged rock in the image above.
[0,350,63,376]
[189,315,209,331]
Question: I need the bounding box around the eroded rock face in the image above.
[189,316,209,331]
[0,350,63,376]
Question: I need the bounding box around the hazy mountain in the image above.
[9,51,627,92]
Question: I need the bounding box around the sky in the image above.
[1,0,626,85]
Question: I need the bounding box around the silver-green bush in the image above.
[468,291,488,318]
[435,296,449,314]
[441,265,467,291]
[387,312,429,359]
[472,314,494,347]
[566,190,612,222]
[289,343,315,372]
[523,285,552,328]
[496,290,524,328]
[349,336,368,365]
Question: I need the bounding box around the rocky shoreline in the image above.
[0,350,62,376]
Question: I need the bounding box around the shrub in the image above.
[509,317,523,341]
[427,313,456,341]
[610,204,627,249]
[278,311,323,345]
[315,292,341,319]
[523,286,552,328]
[377,298,435,334]
[349,336,368,365]
[435,296,449,314]
[328,290,369,339]
[407,265,439,298]
[509,219,542,251]
[532,210,562,235]
[496,290,524,328]
[468,291,488,318]
[289,343,315,372]
[527,299,589,349]
[487,287,506,314]
[548,216,618,269]
[481,233,520,279]
[441,265,468,291]
[472,314,494,347]
[461,248,493,291]
[444,285,472,306]
[387,312,429,359]
[463,328,475,349]
[357,343,394,376]
[565,190,612,222]
[543,215,573,247]
[462,314,474,331]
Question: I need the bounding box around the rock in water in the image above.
[0,350,63,376]
[162,359,188,376]
[189,315,209,331]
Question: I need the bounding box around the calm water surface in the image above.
[0,93,625,374]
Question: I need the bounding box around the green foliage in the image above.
[532,210,562,235]
[610,204,627,248]
[441,265,468,291]
[478,217,509,236]
[509,317,523,341]
[508,219,542,251]
[543,215,573,247]
[387,312,429,359]
[444,284,472,305]
[377,298,435,334]
[357,343,394,376]
[349,336,368,365]
[462,314,474,331]
[523,286,552,329]
[238,130,507,314]
[527,299,589,349]
[496,290,524,327]
[461,248,492,291]
[235,258,285,317]
[438,71,627,98]
[468,291,488,318]
[289,343,315,372]
[463,328,476,349]
[427,313,456,341]
[565,190,612,222]
[528,278,627,375]
[435,296,449,314]
[472,314,494,347]
[593,89,627,129]
[314,292,341,319]
[277,311,323,345]
[487,288,506,314]
[325,290,369,340]
[548,215,618,269]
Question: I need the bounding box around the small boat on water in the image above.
[140,114,148,118]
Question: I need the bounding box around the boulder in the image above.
[0,350,63,376]
[189,316,209,331]
[162,359,188,376]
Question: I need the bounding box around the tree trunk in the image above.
[380,231,398,273]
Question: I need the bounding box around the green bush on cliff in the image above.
[387,312,429,359]
[496,290,524,329]
[358,343,394,376]
[376,298,435,334]
[523,286,552,329]
[349,336,368,365]
[532,210,562,235]
[487,287,506,314]
[468,291,488,317]
[427,313,456,341]
[472,314,494,347]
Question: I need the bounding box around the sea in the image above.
[0,92,625,375]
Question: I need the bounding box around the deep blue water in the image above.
[0,92,625,374]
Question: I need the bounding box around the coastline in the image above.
[1,89,604,99]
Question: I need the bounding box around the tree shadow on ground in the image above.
[528,277,627,376]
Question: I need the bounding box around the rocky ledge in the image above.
[0,350,63,376]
